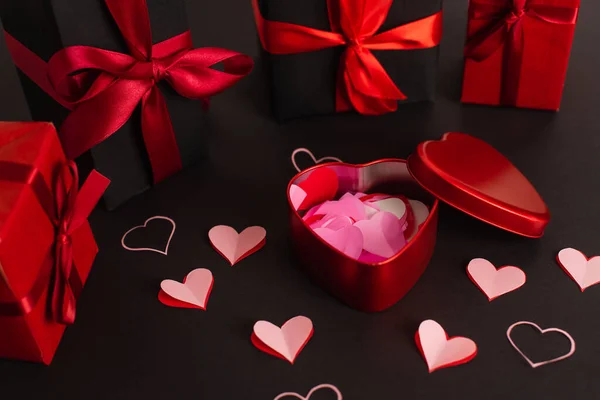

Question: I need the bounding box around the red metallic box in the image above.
[461,0,580,110]
[0,122,108,364]
[288,133,550,312]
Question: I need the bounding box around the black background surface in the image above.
[1,0,600,399]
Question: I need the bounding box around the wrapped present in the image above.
[462,0,580,110]
[252,0,443,121]
[0,122,109,364]
[0,18,30,121]
[1,0,253,209]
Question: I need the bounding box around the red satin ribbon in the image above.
[464,0,579,106]
[252,0,443,115]
[5,0,253,184]
[0,161,109,324]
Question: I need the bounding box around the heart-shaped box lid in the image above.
[407,133,550,238]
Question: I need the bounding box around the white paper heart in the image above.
[274,384,343,400]
[291,148,342,173]
[121,216,176,255]
[506,321,576,368]
[557,247,600,291]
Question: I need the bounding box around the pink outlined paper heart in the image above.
[251,316,314,364]
[274,384,342,400]
[507,321,576,368]
[557,247,600,291]
[121,216,176,255]
[467,258,526,301]
[159,268,214,310]
[291,148,342,173]
[208,225,266,266]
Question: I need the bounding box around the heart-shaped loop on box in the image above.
[291,148,342,173]
[274,384,343,400]
[506,321,576,368]
[121,216,176,255]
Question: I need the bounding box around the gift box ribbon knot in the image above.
[0,161,109,324]
[465,0,579,106]
[4,0,253,183]
[252,0,443,115]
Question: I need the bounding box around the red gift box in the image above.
[0,122,109,364]
[461,0,580,110]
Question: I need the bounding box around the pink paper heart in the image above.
[416,320,477,373]
[159,268,213,310]
[372,197,407,220]
[313,226,363,260]
[309,215,353,231]
[290,185,307,211]
[507,321,576,368]
[274,384,343,400]
[208,225,266,266]
[467,258,526,301]
[557,248,600,291]
[316,195,366,222]
[121,216,176,255]
[353,211,406,258]
[252,316,314,364]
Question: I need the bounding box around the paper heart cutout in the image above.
[209,225,266,266]
[290,185,307,211]
[121,216,176,255]
[557,248,600,291]
[291,148,342,173]
[313,226,363,260]
[159,268,213,310]
[353,211,406,258]
[416,319,477,373]
[274,384,342,400]
[252,316,313,364]
[406,199,429,240]
[467,258,526,301]
[507,321,576,368]
[409,132,550,238]
[316,195,366,222]
[372,197,407,220]
[296,168,339,211]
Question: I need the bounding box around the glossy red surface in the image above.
[407,132,550,238]
[288,159,439,312]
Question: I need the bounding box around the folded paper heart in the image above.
[416,319,477,373]
[158,268,214,310]
[274,384,343,400]
[251,316,313,364]
[507,321,576,368]
[467,258,526,301]
[121,216,176,255]
[295,167,339,211]
[313,226,363,260]
[289,185,307,211]
[208,225,266,266]
[557,248,600,291]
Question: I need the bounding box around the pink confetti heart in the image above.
[371,197,407,220]
[313,226,363,260]
[467,258,526,301]
[353,211,406,258]
[252,316,314,364]
[121,216,175,255]
[557,248,600,291]
[416,320,477,373]
[316,195,366,222]
[274,384,343,400]
[208,225,266,266]
[289,185,307,211]
[159,268,213,310]
[309,215,353,231]
[507,321,576,368]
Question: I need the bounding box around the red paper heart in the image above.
[408,132,550,237]
[297,167,338,210]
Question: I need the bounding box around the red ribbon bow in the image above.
[0,160,109,324]
[465,0,579,106]
[252,0,443,115]
[43,0,253,183]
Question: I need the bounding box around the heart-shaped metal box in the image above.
[287,133,550,312]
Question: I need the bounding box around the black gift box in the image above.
[256,0,443,121]
[0,0,206,209]
[0,18,30,122]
